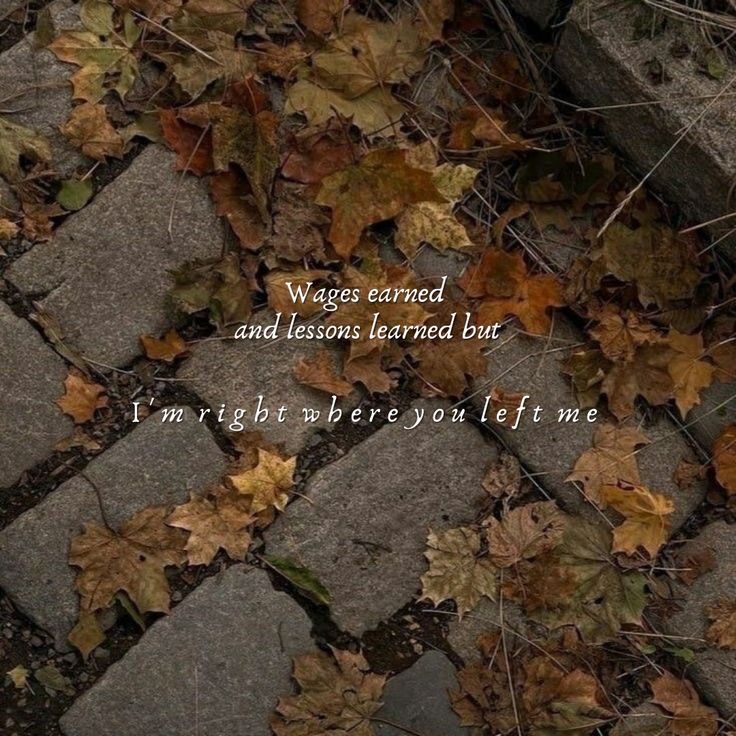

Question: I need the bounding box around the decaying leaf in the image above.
[57,368,108,424]
[293,350,354,396]
[420,527,497,617]
[601,484,674,558]
[567,423,650,505]
[666,331,714,416]
[589,304,660,363]
[0,117,52,182]
[705,600,736,650]
[70,506,186,617]
[140,329,188,362]
[7,665,30,690]
[227,448,296,512]
[271,647,386,736]
[482,451,522,499]
[650,671,718,736]
[61,103,125,160]
[35,664,75,696]
[263,555,331,606]
[167,487,255,565]
[713,424,736,495]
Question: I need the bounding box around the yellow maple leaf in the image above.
[667,331,715,416]
[228,448,296,512]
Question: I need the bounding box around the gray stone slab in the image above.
[473,321,707,530]
[177,311,355,455]
[0,408,227,649]
[664,521,736,717]
[510,0,558,28]
[0,0,22,21]
[687,380,736,451]
[374,651,466,736]
[59,566,312,736]
[0,0,87,177]
[7,145,226,366]
[0,301,71,488]
[265,399,496,634]
[556,0,736,263]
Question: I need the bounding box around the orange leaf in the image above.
[56,369,108,424]
[140,329,188,363]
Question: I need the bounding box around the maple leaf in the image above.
[713,424,736,494]
[449,106,532,155]
[264,268,331,318]
[482,451,522,499]
[159,108,213,175]
[567,423,650,505]
[484,501,565,568]
[524,519,648,643]
[49,26,138,102]
[293,350,354,396]
[588,304,660,363]
[140,329,188,362]
[70,506,186,616]
[167,487,255,566]
[420,527,497,617]
[415,0,455,43]
[410,334,486,397]
[666,330,715,416]
[227,448,296,512]
[255,41,307,80]
[268,182,329,262]
[650,672,718,736]
[57,368,108,424]
[522,657,612,736]
[459,248,565,335]
[705,600,736,650]
[315,148,444,259]
[210,168,266,250]
[271,647,386,736]
[0,117,52,182]
[68,610,105,659]
[342,348,396,394]
[61,102,125,160]
[600,484,673,558]
[296,0,344,35]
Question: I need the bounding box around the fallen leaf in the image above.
[482,451,522,499]
[293,350,354,396]
[210,168,266,249]
[449,106,532,155]
[589,304,660,363]
[342,348,395,394]
[6,665,30,690]
[70,506,186,617]
[167,487,255,565]
[140,329,188,362]
[296,0,344,35]
[650,671,718,736]
[268,182,329,261]
[68,610,105,659]
[271,648,386,736]
[35,665,74,696]
[705,600,736,650]
[282,120,360,184]
[420,526,497,617]
[61,102,125,160]
[55,427,102,453]
[415,0,455,42]
[0,218,19,241]
[255,41,307,80]
[264,268,331,317]
[601,484,674,558]
[675,542,715,586]
[57,368,108,424]
[159,108,213,175]
[410,334,486,397]
[484,501,565,567]
[227,448,296,512]
[666,330,715,416]
[567,423,650,505]
[57,178,94,211]
[713,425,736,494]
[0,117,52,181]
[459,248,565,335]
[316,148,444,259]
[263,555,331,606]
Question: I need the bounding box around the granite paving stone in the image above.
[177,311,356,455]
[0,301,71,488]
[557,0,736,263]
[59,567,313,736]
[374,651,467,736]
[664,521,736,717]
[0,0,87,177]
[265,399,496,634]
[7,145,226,366]
[0,408,227,649]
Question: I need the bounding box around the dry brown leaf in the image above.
[0,218,19,241]
[293,350,354,396]
[449,106,532,155]
[589,304,660,363]
[7,665,30,690]
[705,600,736,650]
[420,526,497,617]
[410,334,486,397]
[650,671,718,736]
[296,0,345,35]
[482,451,522,499]
[600,484,674,558]
[484,501,565,568]
[342,348,395,394]
[227,448,296,512]
[210,168,266,250]
[70,506,187,616]
[61,103,125,160]
[264,268,331,317]
[159,108,213,175]
[713,424,736,495]
[140,329,188,363]
[68,610,105,660]
[167,487,255,565]
[57,368,108,424]
[567,423,650,505]
[667,331,715,416]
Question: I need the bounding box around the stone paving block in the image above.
[0,408,227,649]
[265,399,495,634]
[687,380,736,452]
[557,0,736,263]
[178,311,356,455]
[0,0,87,177]
[59,566,312,736]
[664,521,736,717]
[7,145,226,366]
[510,0,558,28]
[474,320,707,530]
[0,301,71,488]
[374,651,466,736]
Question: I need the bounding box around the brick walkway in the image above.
[1,2,735,735]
